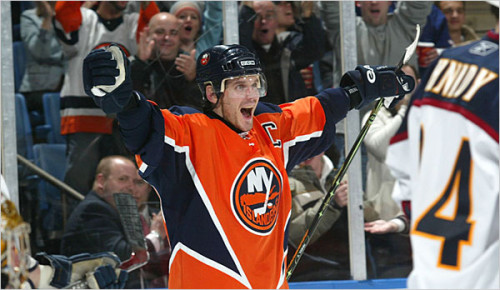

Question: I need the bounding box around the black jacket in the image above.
[60,191,131,261]
[130,54,203,110]
[238,5,326,104]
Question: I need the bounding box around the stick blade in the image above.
[113,193,146,250]
[403,24,421,66]
[385,24,421,108]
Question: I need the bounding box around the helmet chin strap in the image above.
[212,93,225,119]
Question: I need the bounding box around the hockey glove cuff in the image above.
[83,44,133,114]
[35,252,72,288]
[340,65,415,110]
[35,252,127,289]
[86,264,128,289]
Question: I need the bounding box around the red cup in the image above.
[416,42,435,67]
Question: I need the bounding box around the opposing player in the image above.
[386,2,499,288]
[82,43,414,288]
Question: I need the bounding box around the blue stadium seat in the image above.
[36,92,65,144]
[13,41,26,93]
[15,93,34,160]
[33,143,67,240]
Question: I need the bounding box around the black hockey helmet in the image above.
[196,44,267,100]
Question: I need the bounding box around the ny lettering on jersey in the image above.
[231,158,283,235]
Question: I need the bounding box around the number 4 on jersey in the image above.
[413,139,475,270]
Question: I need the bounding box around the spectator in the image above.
[19,1,65,129]
[386,3,498,287]
[417,4,452,76]
[133,179,170,288]
[239,1,326,104]
[288,152,346,246]
[362,64,419,224]
[437,1,480,46]
[319,1,432,187]
[82,42,414,288]
[169,1,223,60]
[287,152,351,281]
[61,156,148,260]
[131,12,202,109]
[274,1,317,42]
[275,1,296,38]
[319,1,432,75]
[274,1,325,96]
[287,151,411,281]
[53,1,159,196]
[60,155,166,288]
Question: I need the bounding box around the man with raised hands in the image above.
[82,43,414,288]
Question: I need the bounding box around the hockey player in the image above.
[386,2,499,288]
[82,43,415,288]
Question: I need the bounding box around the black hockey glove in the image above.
[83,44,135,114]
[35,252,128,289]
[340,65,415,110]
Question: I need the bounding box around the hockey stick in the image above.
[286,24,421,281]
[64,193,150,288]
[113,192,150,272]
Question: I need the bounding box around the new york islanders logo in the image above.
[200,53,210,65]
[231,158,282,235]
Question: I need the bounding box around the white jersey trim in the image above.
[164,135,252,289]
[60,108,108,117]
[170,242,251,289]
[282,130,323,168]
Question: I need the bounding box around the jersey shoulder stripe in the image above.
[411,37,498,139]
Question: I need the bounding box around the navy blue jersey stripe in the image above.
[414,98,499,142]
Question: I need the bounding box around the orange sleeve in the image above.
[136,1,160,42]
[55,1,85,33]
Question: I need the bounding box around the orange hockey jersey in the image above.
[117,88,350,288]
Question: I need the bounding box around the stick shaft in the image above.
[286,99,384,280]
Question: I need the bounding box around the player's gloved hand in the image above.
[86,264,128,289]
[340,65,415,110]
[35,252,128,289]
[83,44,134,114]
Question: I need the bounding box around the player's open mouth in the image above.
[241,108,253,118]
[185,26,192,32]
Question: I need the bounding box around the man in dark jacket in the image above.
[238,1,325,104]
[60,156,145,260]
[60,155,166,288]
[131,12,202,110]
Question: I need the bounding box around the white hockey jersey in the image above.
[53,2,158,135]
[386,32,499,289]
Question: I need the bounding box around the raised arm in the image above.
[136,1,160,42]
[54,1,83,33]
[82,45,160,154]
[394,1,433,32]
[21,5,64,63]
